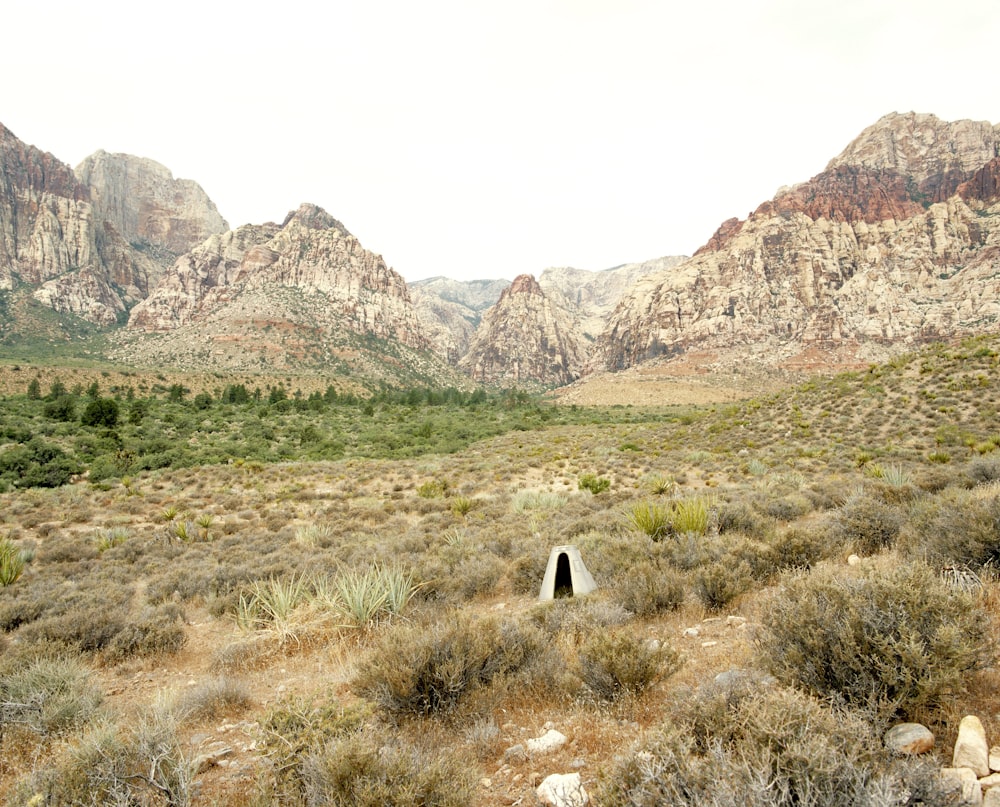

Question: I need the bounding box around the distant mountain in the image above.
[458,274,586,387]
[410,277,511,364]
[592,112,1000,373]
[0,124,225,327]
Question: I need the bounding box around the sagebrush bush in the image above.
[768,526,829,570]
[694,560,754,610]
[106,603,187,661]
[353,612,550,715]
[598,682,951,807]
[828,487,903,555]
[755,559,991,719]
[613,560,685,616]
[302,732,475,807]
[578,630,680,701]
[898,486,1000,569]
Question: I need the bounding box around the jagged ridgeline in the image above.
[2,111,1000,390]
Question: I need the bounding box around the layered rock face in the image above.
[458,274,586,387]
[594,112,1000,372]
[128,203,427,350]
[0,124,226,326]
[410,277,512,363]
[75,150,228,264]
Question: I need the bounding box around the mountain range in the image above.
[1,111,998,390]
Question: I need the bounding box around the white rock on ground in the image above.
[984,785,1000,807]
[990,745,1000,772]
[536,772,589,807]
[954,716,991,777]
[527,729,567,755]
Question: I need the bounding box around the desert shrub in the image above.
[768,526,829,570]
[898,486,1000,569]
[301,731,475,807]
[511,489,565,513]
[20,703,191,806]
[578,630,680,701]
[694,560,754,610]
[508,551,549,595]
[756,559,990,719]
[450,495,474,516]
[0,656,103,735]
[105,604,187,661]
[968,456,1000,484]
[598,683,951,807]
[174,675,253,721]
[18,608,126,653]
[613,560,685,617]
[719,535,779,581]
[320,562,419,628]
[760,492,813,521]
[257,694,371,803]
[416,479,448,499]
[717,500,773,539]
[353,612,548,715]
[578,473,610,494]
[530,597,632,644]
[828,487,903,555]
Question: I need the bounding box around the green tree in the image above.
[26,378,41,399]
[82,398,120,429]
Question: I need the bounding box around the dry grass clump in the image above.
[172,675,254,722]
[755,558,991,720]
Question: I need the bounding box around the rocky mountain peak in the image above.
[458,273,586,388]
[507,273,543,295]
[74,150,228,261]
[280,203,348,233]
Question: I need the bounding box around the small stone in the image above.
[725,616,746,628]
[480,778,492,789]
[682,627,700,638]
[955,716,991,777]
[527,729,567,755]
[885,723,935,755]
[543,720,555,731]
[847,554,861,565]
[536,772,589,807]
[701,641,718,648]
[941,767,982,805]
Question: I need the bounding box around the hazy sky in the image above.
[4,0,999,282]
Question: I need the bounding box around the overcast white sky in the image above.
[3,0,999,282]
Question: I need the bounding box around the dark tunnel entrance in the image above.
[554,552,573,597]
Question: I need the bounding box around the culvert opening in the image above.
[554,552,573,598]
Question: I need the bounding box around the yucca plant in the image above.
[0,536,25,587]
[671,496,711,536]
[237,575,311,643]
[626,501,672,540]
[94,527,130,553]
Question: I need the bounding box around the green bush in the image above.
[625,500,671,539]
[578,473,611,494]
[0,536,25,586]
[755,560,991,718]
[578,630,680,701]
[353,612,548,715]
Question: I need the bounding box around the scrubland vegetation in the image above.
[1,335,999,804]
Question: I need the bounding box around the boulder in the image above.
[527,729,567,755]
[941,767,982,805]
[885,723,935,755]
[954,716,991,777]
[536,772,589,807]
